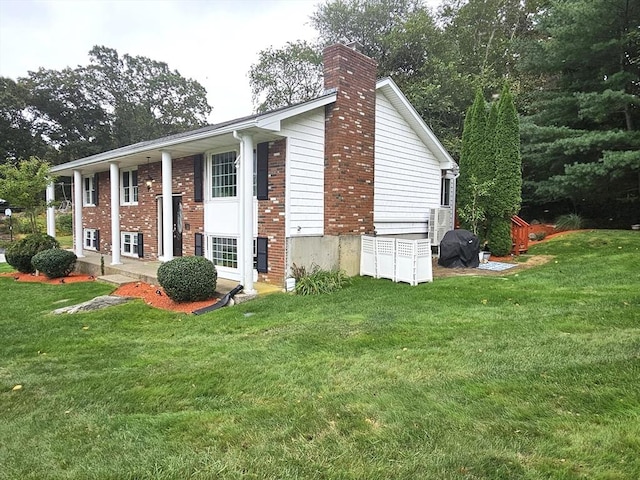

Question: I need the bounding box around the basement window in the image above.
[121,232,139,258]
[84,228,98,250]
[208,236,237,268]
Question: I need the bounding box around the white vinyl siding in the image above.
[374,92,442,235]
[281,109,325,237]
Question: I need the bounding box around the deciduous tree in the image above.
[0,157,53,233]
[248,41,324,113]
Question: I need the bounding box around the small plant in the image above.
[100,255,105,276]
[5,233,60,273]
[457,175,494,238]
[56,213,73,235]
[290,263,308,282]
[157,256,217,302]
[555,213,583,231]
[534,231,547,241]
[293,263,350,295]
[31,249,77,278]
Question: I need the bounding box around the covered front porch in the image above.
[74,250,281,299]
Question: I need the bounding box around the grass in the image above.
[1,230,639,479]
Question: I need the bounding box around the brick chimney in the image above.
[323,43,377,236]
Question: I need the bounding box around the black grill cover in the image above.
[437,229,480,268]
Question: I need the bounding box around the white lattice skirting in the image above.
[360,236,433,286]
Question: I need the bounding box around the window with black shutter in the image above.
[256,237,268,273]
[93,173,99,206]
[194,154,204,202]
[256,142,269,200]
[194,232,204,256]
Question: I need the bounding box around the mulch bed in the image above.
[0,272,96,284]
[111,282,218,314]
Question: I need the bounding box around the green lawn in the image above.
[1,230,639,479]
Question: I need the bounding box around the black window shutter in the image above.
[93,173,99,205]
[95,230,100,251]
[256,237,268,273]
[194,154,204,202]
[256,142,269,200]
[195,232,204,256]
[137,233,144,258]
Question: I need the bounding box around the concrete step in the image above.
[96,274,138,286]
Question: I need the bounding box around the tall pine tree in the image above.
[458,85,522,254]
[519,0,639,225]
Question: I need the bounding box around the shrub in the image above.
[555,213,583,231]
[56,213,73,235]
[293,263,350,295]
[535,231,547,241]
[31,248,77,278]
[487,218,513,257]
[5,233,60,273]
[157,256,217,302]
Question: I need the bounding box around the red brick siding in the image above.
[79,155,205,260]
[257,139,287,285]
[171,156,205,257]
[81,171,112,254]
[323,43,377,236]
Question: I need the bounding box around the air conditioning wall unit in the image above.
[429,207,453,246]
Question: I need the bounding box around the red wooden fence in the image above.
[511,215,530,255]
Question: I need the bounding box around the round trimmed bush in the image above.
[157,256,217,303]
[5,233,60,273]
[31,248,77,278]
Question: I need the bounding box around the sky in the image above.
[0,0,440,123]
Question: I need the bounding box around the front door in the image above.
[172,196,183,257]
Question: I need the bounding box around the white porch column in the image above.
[45,181,56,237]
[238,133,255,294]
[110,162,121,265]
[160,150,173,262]
[72,170,84,258]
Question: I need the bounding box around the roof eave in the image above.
[51,91,338,174]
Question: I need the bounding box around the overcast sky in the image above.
[0,0,440,123]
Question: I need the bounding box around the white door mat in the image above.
[477,261,516,272]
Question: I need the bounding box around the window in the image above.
[83,176,95,206]
[121,169,138,205]
[441,177,451,206]
[121,232,139,257]
[208,236,237,268]
[84,228,98,250]
[211,151,237,198]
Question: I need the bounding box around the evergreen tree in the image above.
[490,85,522,218]
[457,89,490,234]
[518,0,639,225]
[487,217,513,256]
